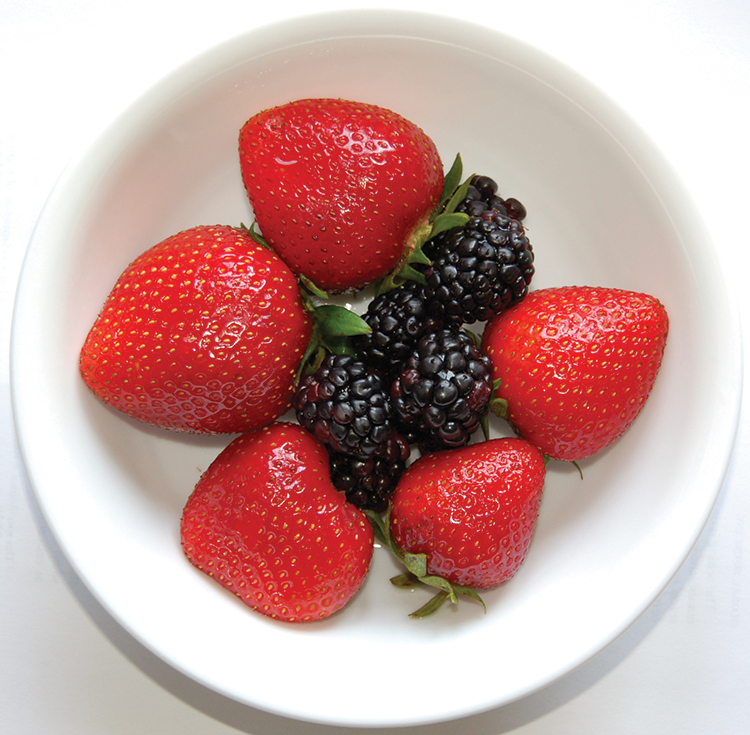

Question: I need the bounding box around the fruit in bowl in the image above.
[484,285,669,462]
[14,13,738,725]
[373,437,547,618]
[180,422,374,623]
[78,224,313,434]
[237,98,445,294]
[78,96,669,623]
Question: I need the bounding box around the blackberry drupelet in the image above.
[423,208,535,326]
[329,433,411,512]
[294,354,394,459]
[457,174,527,222]
[353,281,443,380]
[391,328,492,450]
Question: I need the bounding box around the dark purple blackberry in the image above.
[353,281,443,379]
[329,433,411,512]
[423,209,535,326]
[294,354,393,459]
[457,174,527,222]
[391,328,492,450]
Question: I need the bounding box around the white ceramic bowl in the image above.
[11,9,742,728]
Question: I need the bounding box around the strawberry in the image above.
[79,225,313,434]
[238,98,445,293]
[370,437,546,617]
[482,286,669,462]
[180,422,374,622]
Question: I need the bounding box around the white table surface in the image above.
[2,1,748,733]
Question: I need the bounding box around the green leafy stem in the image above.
[375,153,472,295]
[365,507,486,618]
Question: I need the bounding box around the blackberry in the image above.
[391,328,492,450]
[294,354,393,459]
[457,174,527,222]
[423,208,535,326]
[329,433,411,512]
[353,280,443,379]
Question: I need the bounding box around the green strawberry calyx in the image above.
[365,508,486,618]
[296,284,373,374]
[375,153,472,295]
[302,302,372,373]
[489,378,509,420]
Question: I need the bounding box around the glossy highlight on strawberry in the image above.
[388,437,546,597]
[238,98,444,293]
[483,286,669,461]
[180,422,374,622]
[79,225,312,434]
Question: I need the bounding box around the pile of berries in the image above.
[294,353,409,511]
[80,97,669,622]
[290,173,532,510]
[422,208,535,325]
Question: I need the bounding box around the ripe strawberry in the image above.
[482,286,669,462]
[79,225,313,434]
[371,437,546,616]
[180,422,374,622]
[238,98,445,293]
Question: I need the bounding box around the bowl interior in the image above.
[11,10,741,728]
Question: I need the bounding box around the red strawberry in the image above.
[180,422,374,622]
[79,225,313,434]
[372,437,546,616]
[482,286,669,462]
[238,98,445,293]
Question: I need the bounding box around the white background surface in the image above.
[1,1,748,733]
